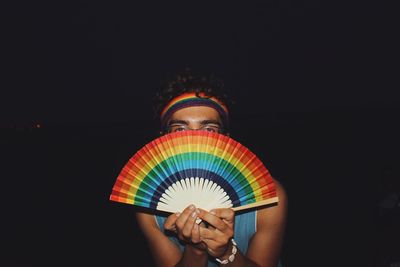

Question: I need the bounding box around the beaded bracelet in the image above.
[215,239,238,265]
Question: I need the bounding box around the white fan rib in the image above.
[156,177,231,213]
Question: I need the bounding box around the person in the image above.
[135,69,288,267]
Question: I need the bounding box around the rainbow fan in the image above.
[109,131,278,213]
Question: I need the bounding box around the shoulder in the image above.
[245,178,287,265]
[135,211,160,236]
[134,212,184,266]
[256,177,288,230]
[273,177,288,208]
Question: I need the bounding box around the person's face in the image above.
[164,106,225,134]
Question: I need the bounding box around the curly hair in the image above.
[154,68,232,124]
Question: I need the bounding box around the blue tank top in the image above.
[155,211,283,267]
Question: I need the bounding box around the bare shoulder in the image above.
[245,178,288,266]
[135,211,159,236]
[135,210,157,224]
[135,211,183,267]
[256,178,288,228]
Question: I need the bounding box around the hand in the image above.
[197,208,235,258]
[164,205,207,251]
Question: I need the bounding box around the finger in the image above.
[181,208,200,239]
[198,221,207,228]
[191,223,201,243]
[176,204,196,230]
[199,227,215,240]
[209,208,235,224]
[199,230,232,258]
[199,227,231,243]
[197,209,228,232]
[164,212,180,231]
[198,218,233,245]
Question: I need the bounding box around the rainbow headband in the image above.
[160,92,229,128]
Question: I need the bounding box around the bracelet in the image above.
[215,239,237,265]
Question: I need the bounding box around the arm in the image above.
[135,206,209,267]
[197,178,288,267]
[136,178,287,267]
[246,179,288,267]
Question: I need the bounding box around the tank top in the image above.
[155,210,283,267]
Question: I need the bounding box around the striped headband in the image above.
[160,92,229,128]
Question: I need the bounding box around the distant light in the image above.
[36,124,41,128]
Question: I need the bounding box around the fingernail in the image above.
[210,210,216,215]
[191,212,197,218]
[189,204,195,210]
[195,209,200,214]
[175,212,181,217]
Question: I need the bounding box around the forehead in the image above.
[168,106,222,122]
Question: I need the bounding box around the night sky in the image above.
[2,1,399,267]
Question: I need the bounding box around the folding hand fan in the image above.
[109,130,278,213]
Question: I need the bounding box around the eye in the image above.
[174,127,186,132]
[169,125,187,132]
[203,126,219,133]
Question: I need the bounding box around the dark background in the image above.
[2,1,399,267]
